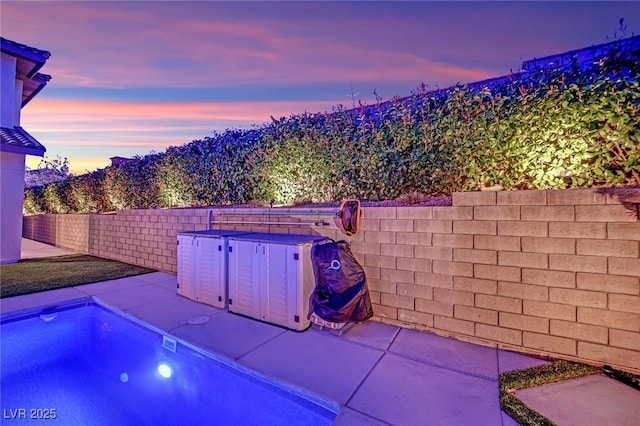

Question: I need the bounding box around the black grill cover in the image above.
[308,241,373,323]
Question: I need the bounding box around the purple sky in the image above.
[2,1,639,174]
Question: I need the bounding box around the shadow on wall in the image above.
[22,215,57,246]
[23,214,103,257]
[597,187,640,220]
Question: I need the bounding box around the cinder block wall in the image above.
[23,209,211,272]
[23,189,640,373]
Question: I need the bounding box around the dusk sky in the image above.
[2,1,639,174]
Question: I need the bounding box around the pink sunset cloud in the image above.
[22,98,355,130]
[3,2,494,90]
[5,0,639,175]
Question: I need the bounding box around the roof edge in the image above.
[0,126,47,157]
[1,37,51,80]
[0,143,46,157]
[0,37,51,62]
[22,73,52,107]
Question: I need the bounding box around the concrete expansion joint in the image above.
[386,349,498,383]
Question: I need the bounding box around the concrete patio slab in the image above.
[332,407,390,426]
[390,328,499,379]
[239,329,383,406]
[0,287,88,314]
[498,348,549,373]
[125,294,224,331]
[171,311,286,361]
[502,411,520,426]
[74,275,152,295]
[134,271,177,289]
[516,374,640,426]
[91,284,176,310]
[348,353,503,426]
[20,238,75,259]
[339,321,400,351]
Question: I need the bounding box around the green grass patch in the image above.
[0,254,154,298]
[500,360,600,426]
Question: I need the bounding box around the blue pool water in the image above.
[0,303,336,425]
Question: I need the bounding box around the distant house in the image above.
[1,37,51,264]
[110,156,133,167]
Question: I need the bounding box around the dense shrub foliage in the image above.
[24,37,640,214]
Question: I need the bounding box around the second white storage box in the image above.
[227,233,328,331]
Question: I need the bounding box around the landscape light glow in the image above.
[158,362,172,379]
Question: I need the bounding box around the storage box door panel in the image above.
[196,237,225,308]
[286,245,305,330]
[177,235,195,299]
[262,243,290,326]
[228,240,260,317]
[299,244,315,327]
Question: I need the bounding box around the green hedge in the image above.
[24,38,640,214]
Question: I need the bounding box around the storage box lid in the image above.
[228,232,329,245]
[177,230,252,238]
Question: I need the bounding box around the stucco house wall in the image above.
[0,38,50,264]
[1,53,21,126]
[0,152,27,263]
[1,52,23,263]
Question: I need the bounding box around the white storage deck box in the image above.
[176,230,250,309]
[227,233,328,331]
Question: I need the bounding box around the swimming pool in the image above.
[0,302,336,425]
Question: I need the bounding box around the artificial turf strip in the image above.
[0,254,154,298]
[499,360,600,426]
[603,365,640,391]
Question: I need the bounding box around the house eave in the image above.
[0,143,46,157]
[1,37,51,78]
[22,73,51,107]
[0,126,47,157]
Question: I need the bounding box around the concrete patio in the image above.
[2,239,639,425]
